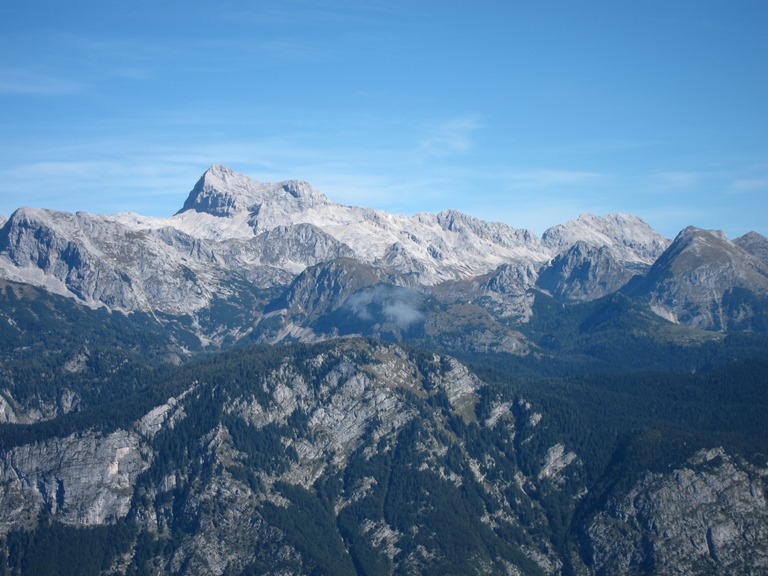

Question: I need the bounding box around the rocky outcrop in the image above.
[435,261,539,322]
[0,207,221,314]
[587,448,768,575]
[0,388,79,425]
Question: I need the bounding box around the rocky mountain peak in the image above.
[625,225,768,330]
[434,209,537,243]
[735,230,768,265]
[664,226,741,265]
[176,165,328,220]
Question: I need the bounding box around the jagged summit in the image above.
[158,165,548,282]
[176,164,328,219]
[434,209,538,246]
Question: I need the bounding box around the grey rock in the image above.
[177,164,328,232]
[537,241,641,301]
[440,261,540,322]
[0,430,150,533]
[587,448,768,575]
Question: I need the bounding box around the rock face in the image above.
[177,165,328,225]
[435,261,540,322]
[0,340,585,574]
[0,207,224,314]
[0,430,150,533]
[587,448,768,575]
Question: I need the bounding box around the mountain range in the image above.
[1,165,767,575]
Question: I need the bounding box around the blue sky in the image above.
[1,1,766,239]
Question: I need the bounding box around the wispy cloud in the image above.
[0,69,83,95]
[6,161,107,181]
[344,285,424,329]
[418,114,484,157]
[727,179,768,194]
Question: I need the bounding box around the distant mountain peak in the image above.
[665,227,734,262]
[537,240,637,301]
[625,225,768,331]
[734,231,768,265]
[542,212,670,265]
[176,164,327,219]
[676,225,728,241]
[576,212,645,226]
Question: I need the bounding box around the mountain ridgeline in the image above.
[0,165,767,575]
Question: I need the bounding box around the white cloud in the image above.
[383,300,424,328]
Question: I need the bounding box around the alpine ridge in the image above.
[2,164,766,348]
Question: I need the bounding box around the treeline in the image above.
[0,340,343,450]
[1,517,135,576]
[469,353,768,493]
[506,291,768,376]
[0,281,190,364]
